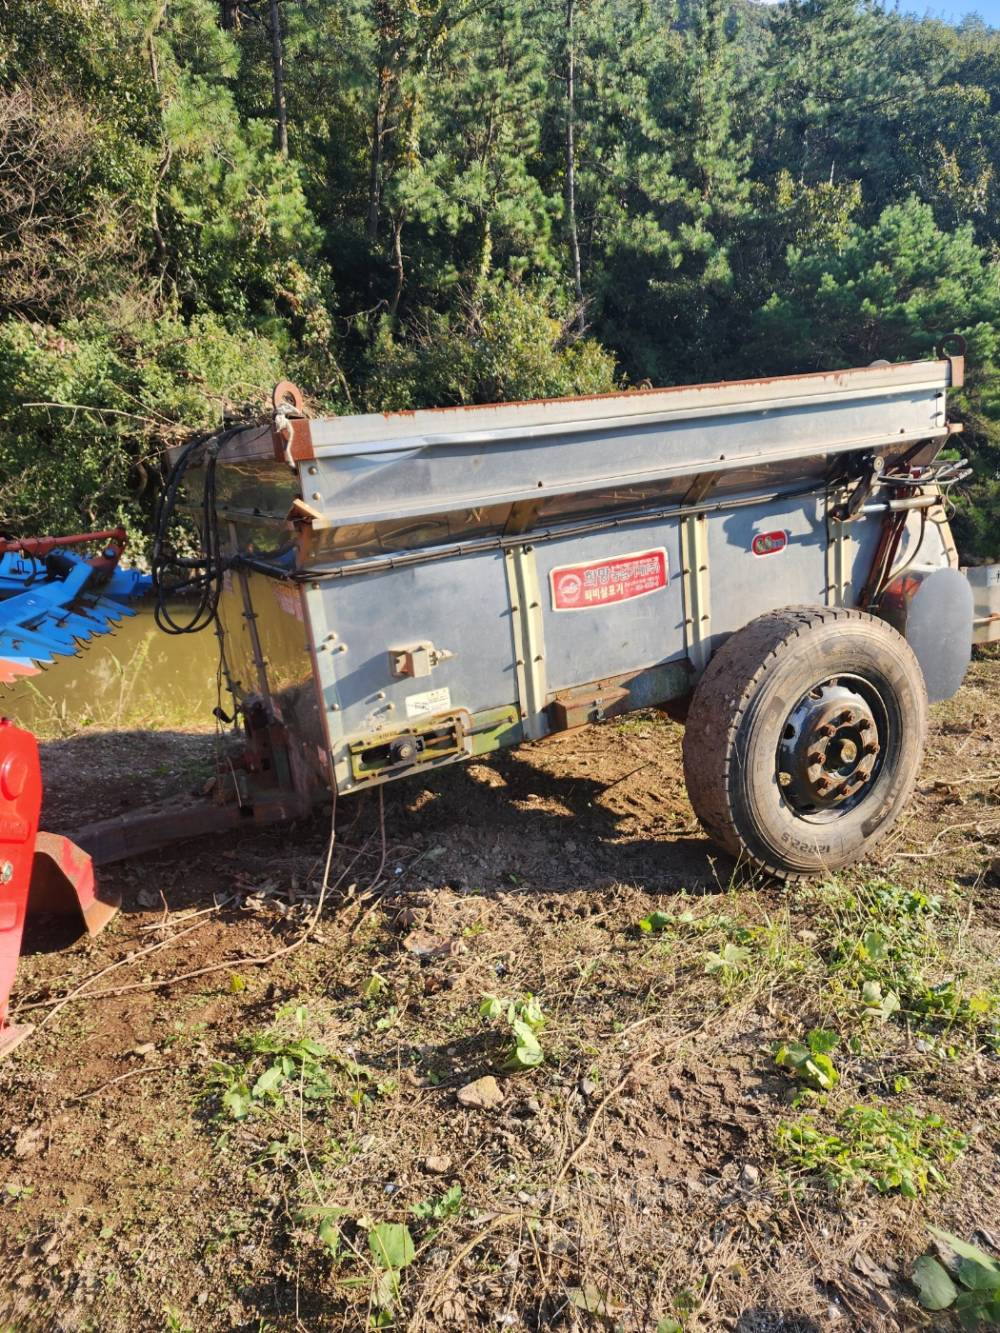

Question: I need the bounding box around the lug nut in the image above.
[863,740,879,754]
[819,724,836,738]
[808,749,824,764]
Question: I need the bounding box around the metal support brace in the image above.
[504,545,548,739]
[236,567,274,713]
[825,490,851,606]
[680,513,712,672]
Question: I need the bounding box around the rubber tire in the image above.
[682,605,927,880]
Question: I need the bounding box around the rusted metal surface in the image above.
[270,381,314,463]
[547,661,693,731]
[29,831,120,933]
[777,679,884,813]
[0,528,126,560]
[72,704,322,866]
[271,414,314,464]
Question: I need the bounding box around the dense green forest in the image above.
[1,0,998,554]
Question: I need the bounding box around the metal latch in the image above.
[348,711,471,782]
[388,641,455,679]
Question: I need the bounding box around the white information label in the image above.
[405,686,452,719]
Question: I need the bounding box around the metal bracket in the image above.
[825,487,852,606]
[388,641,455,679]
[348,710,470,783]
[926,484,959,570]
[504,545,548,739]
[235,566,275,713]
[680,513,712,672]
[831,453,883,523]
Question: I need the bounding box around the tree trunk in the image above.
[220,0,237,29]
[148,13,172,292]
[565,0,584,334]
[367,83,386,244]
[389,212,406,316]
[269,0,288,157]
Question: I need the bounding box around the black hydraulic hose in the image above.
[151,422,258,635]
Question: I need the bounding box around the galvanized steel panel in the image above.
[532,521,686,693]
[305,551,517,778]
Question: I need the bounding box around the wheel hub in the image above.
[777,680,883,814]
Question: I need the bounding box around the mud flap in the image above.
[879,566,974,703]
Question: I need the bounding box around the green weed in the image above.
[203,1004,392,1121]
[410,1183,463,1231]
[818,879,1000,1051]
[479,993,547,1070]
[300,1189,462,1321]
[776,1103,968,1197]
[775,1029,839,1093]
[914,1227,1000,1325]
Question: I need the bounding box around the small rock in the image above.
[826,1303,844,1322]
[580,1078,598,1099]
[424,1155,452,1174]
[740,1163,760,1188]
[13,1127,43,1160]
[440,1294,467,1322]
[132,1042,156,1058]
[523,1097,541,1115]
[457,1076,504,1110]
[135,887,161,909]
[403,930,466,960]
[853,1249,892,1287]
[403,929,444,956]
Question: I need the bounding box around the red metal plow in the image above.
[0,719,119,1057]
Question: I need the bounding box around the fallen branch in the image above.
[22,399,170,427]
[67,1063,169,1103]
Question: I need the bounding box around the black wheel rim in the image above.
[775,673,890,822]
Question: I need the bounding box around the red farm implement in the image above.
[0,719,119,1056]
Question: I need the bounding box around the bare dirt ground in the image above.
[1,655,998,1332]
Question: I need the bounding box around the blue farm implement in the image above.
[0,529,149,684]
[0,530,150,1056]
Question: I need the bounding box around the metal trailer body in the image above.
[184,354,980,875]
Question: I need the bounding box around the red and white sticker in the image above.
[751,530,788,557]
[549,547,668,612]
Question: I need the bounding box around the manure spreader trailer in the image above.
[140,344,995,883]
